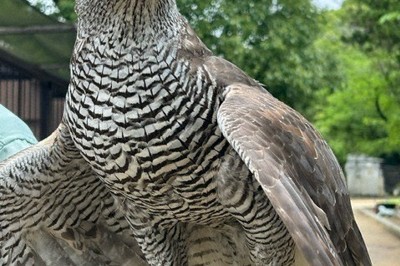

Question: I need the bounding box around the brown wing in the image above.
[216,83,371,266]
[0,124,147,265]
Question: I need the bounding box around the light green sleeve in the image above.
[0,104,38,160]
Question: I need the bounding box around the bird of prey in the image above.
[1,0,371,265]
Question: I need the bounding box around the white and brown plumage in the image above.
[1,0,371,265]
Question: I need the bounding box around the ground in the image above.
[352,198,400,266]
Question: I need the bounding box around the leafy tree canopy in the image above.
[52,0,76,21]
[312,2,400,163]
[343,0,400,107]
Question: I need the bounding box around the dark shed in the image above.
[0,0,76,139]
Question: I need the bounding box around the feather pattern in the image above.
[0,0,371,265]
[0,125,147,265]
[217,83,370,265]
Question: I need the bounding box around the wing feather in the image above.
[217,83,370,266]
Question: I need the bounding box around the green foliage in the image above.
[343,0,400,104]
[344,0,400,157]
[314,47,389,162]
[343,0,400,51]
[312,6,400,163]
[379,11,400,24]
[52,0,76,21]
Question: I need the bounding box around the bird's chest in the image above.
[66,47,228,223]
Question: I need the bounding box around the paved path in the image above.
[352,199,400,266]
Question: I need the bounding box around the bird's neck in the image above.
[77,0,182,43]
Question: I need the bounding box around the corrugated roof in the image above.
[0,0,76,93]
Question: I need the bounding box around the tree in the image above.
[351,1,400,152]
[343,0,400,101]
[52,0,76,21]
[344,0,400,152]
[312,6,399,163]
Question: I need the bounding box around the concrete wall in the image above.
[345,154,385,196]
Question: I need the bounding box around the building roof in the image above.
[0,0,76,95]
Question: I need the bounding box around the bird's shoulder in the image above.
[177,18,262,90]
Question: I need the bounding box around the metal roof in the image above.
[0,0,76,95]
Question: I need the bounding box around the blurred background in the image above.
[0,0,399,264]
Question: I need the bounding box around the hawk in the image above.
[0,0,371,265]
